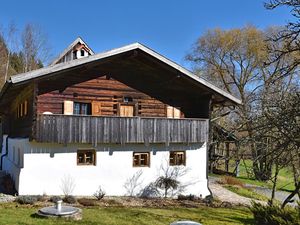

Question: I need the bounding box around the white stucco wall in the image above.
[1,137,211,197]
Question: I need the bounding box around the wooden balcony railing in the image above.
[35,114,209,145]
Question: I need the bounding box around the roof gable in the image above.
[50,37,94,65]
[3,42,242,105]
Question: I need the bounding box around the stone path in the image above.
[208,177,265,206]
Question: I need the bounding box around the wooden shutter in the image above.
[166,106,174,118]
[166,105,181,118]
[92,101,102,116]
[173,107,181,118]
[64,100,74,115]
[120,105,134,117]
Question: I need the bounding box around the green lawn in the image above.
[224,185,268,202]
[0,203,254,225]
[215,159,295,192]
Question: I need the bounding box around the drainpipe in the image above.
[0,136,9,170]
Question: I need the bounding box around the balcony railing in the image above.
[35,114,209,145]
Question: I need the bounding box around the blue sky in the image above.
[0,0,293,68]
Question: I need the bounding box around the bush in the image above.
[220,176,244,187]
[250,202,300,225]
[78,198,97,206]
[50,196,62,203]
[93,186,105,200]
[177,194,196,201]
[63,195,77,204]
[16,196,38,205]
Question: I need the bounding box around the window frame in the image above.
[133,152,150,167]
[77,149,96,166]
[73,102,92,115]
[169,151,186,166]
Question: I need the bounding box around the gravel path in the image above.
[208,177,265,206]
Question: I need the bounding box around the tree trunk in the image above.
[270,163,279,205]
[281,181,300,208]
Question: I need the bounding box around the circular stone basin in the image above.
[170,221,202,225]
[38,206,82,220]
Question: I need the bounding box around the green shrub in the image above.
[250,202,300,225]
[63,195,76,204]
[50,196,62,203]
[16,196,38,205]
[78,198,97,206]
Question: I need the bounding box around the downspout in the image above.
[206,98,213,197]
[0,136,9,170]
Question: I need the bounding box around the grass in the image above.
[0,203,254,225]
[224,186,269,202]
[214,159,295,192]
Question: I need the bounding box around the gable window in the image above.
[77,149,96,165]
[80,49,85,56]
[74,102,91,115]
[133,152,150,167]
[169,151,186,166]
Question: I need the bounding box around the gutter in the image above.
[0,136,9,170]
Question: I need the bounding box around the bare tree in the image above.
[186,26,275,180]
[60,174,76,196]
[265,0,300,76]
[21,23,51,72]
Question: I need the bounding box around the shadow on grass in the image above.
[30,213,47,219]
[231,216,254,225]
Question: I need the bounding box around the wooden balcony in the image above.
[35,114,209,145]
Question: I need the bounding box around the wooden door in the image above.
[120,105,134,117]
[92,101,102,116]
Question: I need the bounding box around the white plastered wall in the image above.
[2,137,211,197]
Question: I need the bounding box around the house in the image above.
[0,37,241,196]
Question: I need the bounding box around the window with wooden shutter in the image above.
[64,100,74,115]
[166,105,181,118]
[169,151,186,166]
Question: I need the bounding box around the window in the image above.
[133,152,150,167]
[73,102,91,115]
[80,49,85,56]
[77,150,96,165]
[17,100,28,118]
[123,96,133,103]
[73,50,77,59]
[169,151,186,166]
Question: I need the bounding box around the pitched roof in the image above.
[3,42,242,105]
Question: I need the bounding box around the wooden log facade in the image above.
[37,75,175,118]
[36,114,209,145]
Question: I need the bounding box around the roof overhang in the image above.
[1,43,242,106]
